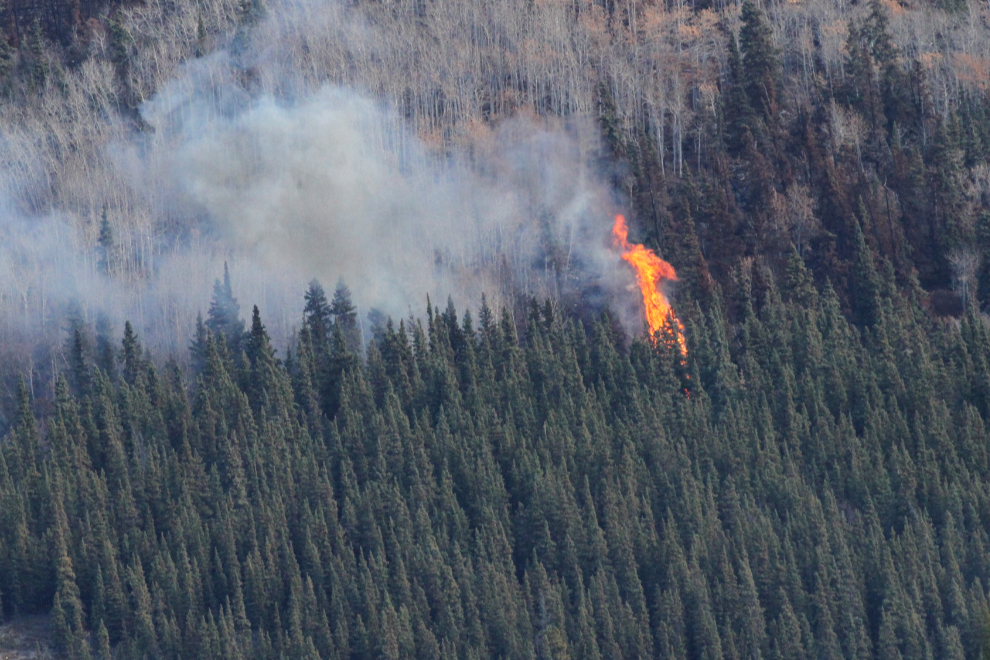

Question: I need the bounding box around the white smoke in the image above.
[0,0,630,386]
[150,79,618,313]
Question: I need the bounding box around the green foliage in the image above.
[739,0,779,128]
[25,19,50,90]
[207,263,246,356]
[0,0,986,650]
[2,282,990,658]
[97,209,114,276]
[304,279,332,345]
[330,279,361,355]
[107,16,132,69]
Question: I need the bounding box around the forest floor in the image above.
[0,617,55,659]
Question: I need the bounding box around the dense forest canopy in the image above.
[4,270,990,659]
[3,0,990,656]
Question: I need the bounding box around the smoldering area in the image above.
[0,0,648,405]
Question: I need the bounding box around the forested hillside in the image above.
[4,269,990,659]
[4,0,990,656]
[2,0,990,351]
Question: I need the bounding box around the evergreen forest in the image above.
[3,0,990,655]
[4,261,990,659]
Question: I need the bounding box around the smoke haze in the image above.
[0,0,636,380]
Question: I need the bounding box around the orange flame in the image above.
[612,214,687,355]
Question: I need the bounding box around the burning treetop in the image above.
[612,214,686,355]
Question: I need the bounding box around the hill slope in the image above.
[2,282,990,658]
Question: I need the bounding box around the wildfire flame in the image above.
[612,214,687,355]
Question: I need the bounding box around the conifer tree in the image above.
[207,262,246,355]
[304,279,333,344]
[851,218,882,327]
[190,313,210,377]
[52,552,91,660]
[739,0,779,130]
[120,321,143,387]
[95,621,111,660]
[68,327,91,397]
[330,278,361,355]
[97,209,114,276]
[51,484,90,660]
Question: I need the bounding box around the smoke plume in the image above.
[0,0,634,389]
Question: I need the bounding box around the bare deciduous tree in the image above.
[950,248,981,309]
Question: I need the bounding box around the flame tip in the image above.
[611,214,687,356]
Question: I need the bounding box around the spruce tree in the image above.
[68,327,91,397]
[51,484,91,660]
[95,621,111,660]
[97,209,114,276]
[739,0,779,129]
[330,278,361,354]
[304,279,333,344]
[190,313,210,377]
[207,262,246,355]
[851,218,882,327]
[120,321,143,386]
